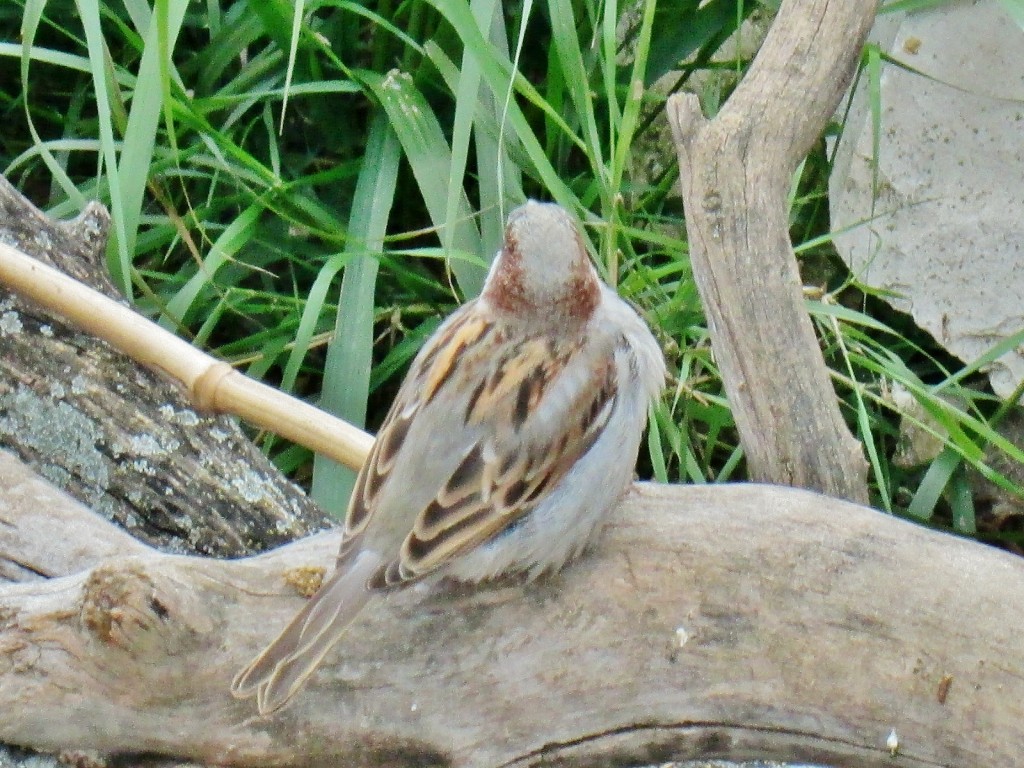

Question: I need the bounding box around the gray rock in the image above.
[830,0,1024,399]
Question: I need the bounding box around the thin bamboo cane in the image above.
[0,241,374,471]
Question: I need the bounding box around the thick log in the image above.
[1,472,1021,767]
[0,177,328,556]
[666,0,876,502]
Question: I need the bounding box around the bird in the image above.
[231,200,666,714]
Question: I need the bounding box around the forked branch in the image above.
[666,0,878,502]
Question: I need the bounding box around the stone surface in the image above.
[830,0,1024,399]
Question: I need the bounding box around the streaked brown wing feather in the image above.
[341,304,618,590]
[339,309,488,561]
[392,348,618,585]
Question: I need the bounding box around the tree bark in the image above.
[0,177,329,556]
[2,454,1022,767]
[666,0,876,503]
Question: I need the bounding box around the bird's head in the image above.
[481,201,600,327]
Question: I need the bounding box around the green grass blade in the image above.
[645,0,747,86]
[948,469,977,534]
[1,42,91,73]
[648,402,669,483]
[881,0,959,12]
[18,3,87,209]
[443,0,498,272]
[423,0,582,210]
[114,0,188,288]
[600,0,620,137]
[77,0,133,295]
[160,202,262,328]
[279,0,305,132]
[934,326,1024,393]
[473,4,524,254]
[122,0,152,29]
[360,67,486,297]
[908,447,961,521]
[867,42,882,203]
[546,0,604,175]
[612,0,656,192]
[310,111,401,516]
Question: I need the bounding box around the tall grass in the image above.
[2,0,1021,546]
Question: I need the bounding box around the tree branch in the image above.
[2,472,1022,767]
[666,0,877,502]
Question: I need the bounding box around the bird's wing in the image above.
[340,304,619,587]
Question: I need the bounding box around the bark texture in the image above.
[667,0,877,503]
[1,452,1022,767]
[0,177,329,556]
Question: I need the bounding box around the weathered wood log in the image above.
[0,177,329,556]
[0,450,148,582]
[667,0,876,502]
[2,460,1021,767]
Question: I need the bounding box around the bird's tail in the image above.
[231,550,383,714]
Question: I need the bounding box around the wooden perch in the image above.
[2,453,1023,767]
[667,0,876,502]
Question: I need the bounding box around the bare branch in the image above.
[0,451,148,582]
[667,0,877,502]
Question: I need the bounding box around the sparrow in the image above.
[232,200,666,714]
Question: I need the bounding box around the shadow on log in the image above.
[2,448,1022,767]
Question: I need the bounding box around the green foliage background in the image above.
[2,0,1022,547]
